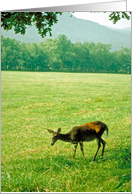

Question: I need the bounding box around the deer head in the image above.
[47,128,61,145]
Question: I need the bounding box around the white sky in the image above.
[73,12,131,29]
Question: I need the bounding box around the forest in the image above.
[1,34,131,74]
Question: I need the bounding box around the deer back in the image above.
[69,121,107,142]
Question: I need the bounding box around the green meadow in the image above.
[1,71,131,192]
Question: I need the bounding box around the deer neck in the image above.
[58,133,70,142]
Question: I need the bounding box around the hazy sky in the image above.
[73,12,131,29]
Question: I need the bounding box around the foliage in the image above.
[1,35,131,73]
[1,71,131,192]
[1,12,62,38]
[1,12,131,37]
[108,12,131,24]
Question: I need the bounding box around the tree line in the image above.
[1,35,131,74]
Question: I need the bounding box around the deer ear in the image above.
[47,129,53,133]
[57,128,61,133]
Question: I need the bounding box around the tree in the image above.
[1,36,21,70]
[56,35,73,70]
[1,12,131,38]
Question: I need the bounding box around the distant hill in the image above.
[106,26,131,35]
[122,27,131,32]
[1,12,131,51]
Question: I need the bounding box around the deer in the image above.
[47,121,108,162]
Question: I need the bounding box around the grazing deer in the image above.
[47,121,108,161]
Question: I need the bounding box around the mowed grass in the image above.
[1,71,131,192]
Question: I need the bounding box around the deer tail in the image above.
[105,125,108,137]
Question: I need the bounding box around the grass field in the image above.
[1,71,131,192]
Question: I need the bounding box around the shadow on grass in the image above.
[107,147,131,161]
[2,147,131,192]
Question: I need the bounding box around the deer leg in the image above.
[79,141,86,161]
[92,139,101,161]
[100,138,106,158]
[73,143,78,159]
